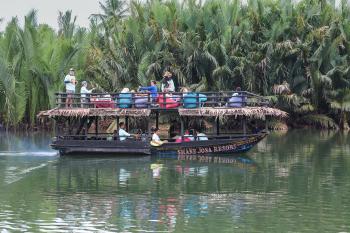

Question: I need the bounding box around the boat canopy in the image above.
[178,107,287,119]
[38,108,151,118]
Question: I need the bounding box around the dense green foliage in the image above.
[1,0,350,129]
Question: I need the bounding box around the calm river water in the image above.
[0,130,349,232]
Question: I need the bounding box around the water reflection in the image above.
[0,130,350,232]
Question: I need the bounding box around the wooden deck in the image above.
[38,91,287,119]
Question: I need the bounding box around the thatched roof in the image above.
[37,108,151,118]
[38,106,287,119]
[178,107,288,119]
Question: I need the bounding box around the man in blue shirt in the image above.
[138,80,158,102]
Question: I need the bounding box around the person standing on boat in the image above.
[161,71,175,92]
[138,80,158,102]
[228,87,246,107]
[118,122,131,141]
[80,81,95,107]
[64,68,77,108]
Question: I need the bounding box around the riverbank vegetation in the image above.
[1,0,350,130]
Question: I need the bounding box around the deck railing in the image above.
[55,91,269,110]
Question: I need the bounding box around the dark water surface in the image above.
[0,130,349,232]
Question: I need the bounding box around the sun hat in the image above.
[164,71,172,77]
[121,87,130,93]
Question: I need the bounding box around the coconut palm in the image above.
[2,0,350,129]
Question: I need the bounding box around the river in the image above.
[0,130,349,232]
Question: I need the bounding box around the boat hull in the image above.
[51,139,151,155]
[151,133,267,156]
[51,132,267,156]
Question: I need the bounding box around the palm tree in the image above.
[2,0,350,129]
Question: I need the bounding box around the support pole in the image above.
[180,117,184,141]
[84,117,88,140]
[116,117,120,140]
[95,117,98,136]
[156,112,159,129]
[125,116,129,132]
[76,117,87,135]
[68,118,72,136]
[148,118,151,140]
[265,117,269,131]
[243,118,247,135]
[54,118,59,136]
[216,117,220,136]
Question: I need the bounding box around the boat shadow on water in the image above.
[154,153,255,165]
[58,152,255,168]
[55,153,257,183]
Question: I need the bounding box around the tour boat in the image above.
[38,91,287,156]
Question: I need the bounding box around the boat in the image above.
[38,91,287,156]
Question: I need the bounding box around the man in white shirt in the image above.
[118,122,131,141]
[64,68,77,107]
[80,81,95,107]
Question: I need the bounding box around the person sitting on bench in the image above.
[118,122,131,141]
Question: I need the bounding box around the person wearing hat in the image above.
[80,81,95,107]
[228,86,246,107]
[161,71,175,92]
[118,87,132,108]
[64,68,77,107]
